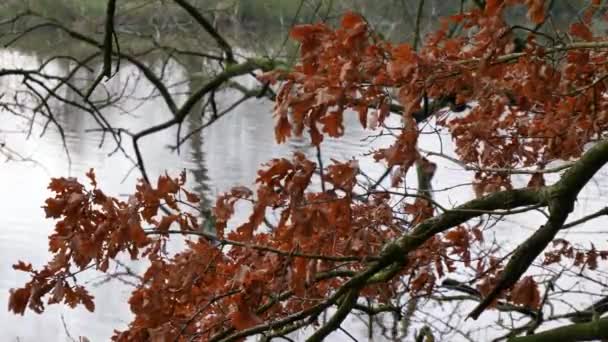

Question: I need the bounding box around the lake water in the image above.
[1,45,608,341]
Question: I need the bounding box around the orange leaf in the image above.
[320,111,344,137]
[445,227,469,247]
[8,287,30,315]
[511,276,541,309]
[257,159,293,185]
[214,194,238,236]
[128,289,145,314]
[357,104,367,128]
[393,43,414,63]
[74,286,95,312]
[157,215,179,232]
[230,309,262,330]
[341,11,364,29]
[310,123,324,146]
[378,101,390,125]
[411,271,434,293]
[48,177,83,193]
[477,275,500,300]
[275,116,292,143]
[44,198,66,218]
[12,261,33,272]
[526,0,545,24]
[291,257,308,296]
[485,0,502,16]
[129,222,149,247]
[290,24,322,42]
[85,168,97,187]
[325,160,358,191]
[50,280,66,304]
[157,174,179,195]
[570,22,593,41]
[471,227,484,242]
[448,13,465,23]
[587,245,598,270]
[182,189,200,203]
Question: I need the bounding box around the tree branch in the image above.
[172,0,235,63]
[469,139,608,319]
[306,290,359,342]
[507,318,608,342]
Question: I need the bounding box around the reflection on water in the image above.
[1,43,608,341]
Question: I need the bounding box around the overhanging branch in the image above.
[507,318,608,342]
[469,138,608,319]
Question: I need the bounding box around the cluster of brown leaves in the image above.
[9,156,494,340]
[8,170,202,338]
[544,239,608,271]
[475,256,542,310]
[268,1,608,194]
